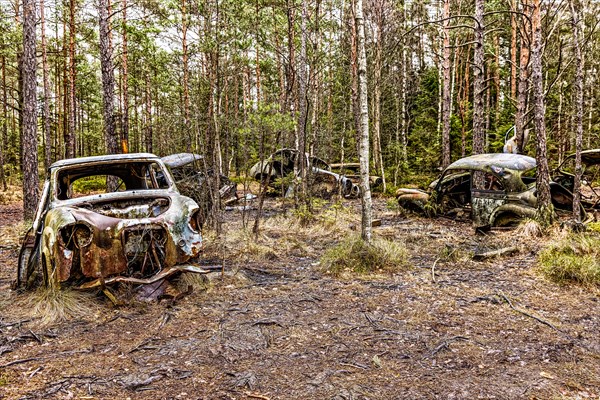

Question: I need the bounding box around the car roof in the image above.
[562,149,600,165]
[49,153,160,170]
[446,153,536,172]
[161,153,204,168]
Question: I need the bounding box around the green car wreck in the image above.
[396,153,579,229]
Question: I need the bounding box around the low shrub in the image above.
[538,233,600,286]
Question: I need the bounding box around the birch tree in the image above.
[355,0,372,242]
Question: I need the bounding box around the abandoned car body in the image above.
[552,149,600,212]
[249,148,359,198]
[17,153,205,290]
[162,153,238,213]
[397,153,541,228]
[329,162,384,189]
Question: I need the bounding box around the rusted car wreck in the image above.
[249,148,359,198]
[396,153,586,229]
[17,153,207,290]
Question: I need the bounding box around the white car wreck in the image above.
[17,153,207,290]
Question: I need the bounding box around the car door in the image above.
[470,171,507,229]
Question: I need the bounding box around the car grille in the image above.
[123,226,167,278]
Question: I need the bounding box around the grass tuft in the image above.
[18,288,100,326]
[538,233,600,286]
[174,272,211,293]
[515,218,543,238]
[320,235,409,276]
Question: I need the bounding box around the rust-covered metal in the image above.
[18,153,204,290]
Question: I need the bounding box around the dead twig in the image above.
[498,292,560,331]
[428,335,472,357]
[244,391,271,400]
[0,348,93,368]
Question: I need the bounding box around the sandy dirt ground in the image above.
[0,197,599,399]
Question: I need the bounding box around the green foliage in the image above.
[320,235,409,276]
[71,175,108,194]
[538,233,600,286]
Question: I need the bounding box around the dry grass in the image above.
[0,185,23,205]
[515,218,544,238]
[320,235,409,276]
[174,272,211,293]
[15,288,100,327]
[538,233,600,286]
[0,221,29,248]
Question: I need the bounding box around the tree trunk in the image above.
[296,0,308,203]
[99,0,118,156]
[121,0,129,153]
[510,0,517,101]
[441,0,451,168]
[181,0,190,152]
[472,0,485,155]
[40,0,51,168]
[66,0,76,159]
[516,0,531,153]
[355,0,372,243]
[22,0,40,220]
[531,0,553,225]
[1,54,8,190]
[145,73,153,153]
[570,0,584,223]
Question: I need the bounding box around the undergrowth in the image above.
[320,235,409,276]
[538,233,600,286]
[17,288,100,326]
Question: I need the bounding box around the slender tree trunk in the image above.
[516,0,531,153]
[531,0,553,225]
[0,55,8,190]
[472,0,485,155]
[510,0,517,101]
[99,0,118,156]
[145,73,153,153]
[296,0,308,202]
[40,0,51,168]
[181,0,190,151]
[66,0,76,158]
[22,0,39,220]
[441,0,451,168]
[355,0,372,243]
[121,0,129,153]
[372,5,385,192]
[570,0,584,223]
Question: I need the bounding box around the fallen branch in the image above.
[473,246,518,261]
[0,348,93,368]
[498,292,560,331]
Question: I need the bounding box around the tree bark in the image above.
[22,0,40,220]
[371,0,386,192]
[531,0,553,225]
[181,0,190,152]
[296,0,308,203]
[570,0,584,223]
[441,0,451,168]
[66,0,76,159]
[1,54,8,190]
[355,0,372,243]
[516,0,531,153]
[121,0,129,153]
[472,0,485,155]
[40,0,51,168]
[99,0,118,156]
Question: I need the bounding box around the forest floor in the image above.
[0,193,599,399]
